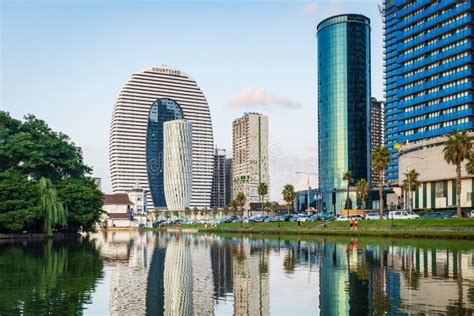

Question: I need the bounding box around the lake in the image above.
[0,231,473,315]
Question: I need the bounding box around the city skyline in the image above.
[1,0,384,201]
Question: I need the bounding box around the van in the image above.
[388,210,420,219]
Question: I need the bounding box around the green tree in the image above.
[403,169,421,211]
[343,170,353,209]
[371,146,390,219]
[282,184,296,215]
[0,169,41,232]
[56,177,103,232]
[355,178,369,209]
[443,130,471,217]
[257,182,268,215]
[38,177,67,236]
[235,192,246,214]
[0,111,103,233]
[0,112,90,180]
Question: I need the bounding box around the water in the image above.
[1,232,473,315]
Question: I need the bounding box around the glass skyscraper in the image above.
[317,14,371,213]
[384,0,474,184]
[146,98,183,207]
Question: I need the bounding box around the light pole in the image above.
[296,172,318,214]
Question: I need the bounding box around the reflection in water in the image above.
[0,237,103,315]
[164,238,193,315]
[1,232,474,315]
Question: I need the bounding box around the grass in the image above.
[145,218,474,240]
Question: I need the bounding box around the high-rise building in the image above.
[163,120,193,210]
[370,97,385,187]
[383,0,474,185]
[232,113,269,208]
[211,148,229,208]
[317,14,371,213]
[225,158,233,206]
[109,66,214,209]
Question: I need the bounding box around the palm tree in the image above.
[229,199,238,215]
[342,170,353,209]
[355,178,369,209]
[258,182,268,215]
[443,130,471,217]
[403,169,421,211]
[38,177,67,236]
[235,192,246,215]
[371,145,390,219]
[282,184,296,215]
[466,151,474,176]
[264,201,272,215]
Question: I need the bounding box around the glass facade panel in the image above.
[146,98,183,207]
[317,14,371,213]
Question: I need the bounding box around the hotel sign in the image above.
[152,67,181,76]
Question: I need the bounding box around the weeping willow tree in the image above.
[38,178,67,236]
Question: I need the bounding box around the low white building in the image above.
[103,194,139,228]
[398,133,474,210]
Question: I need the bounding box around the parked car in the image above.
[388,210,420,219]
[279,214,293,222]
[336,216,349,221]
[365,212,387,220]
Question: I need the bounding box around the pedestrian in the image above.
[349,219,353,230]
[354,220,359,231]
[297,218,301,228]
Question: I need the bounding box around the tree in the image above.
[403,169,421,211]
[38,177,67,236]
[229,200,238,215]
[343,170,353,209]
[0,169,41,232]
[355,178,369,209]
[235,192,246,214]
[257,182,268,215]
[0,111,103,234]
[282,184,296,215]
[264,201,272,215]
[56,177,103,232]
[443,130,471,217]
[466,151,474,175]
[371,146,390,219]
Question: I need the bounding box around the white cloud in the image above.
[303,3,318,16]
[228,88,302,109]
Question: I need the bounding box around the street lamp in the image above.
[296,172,318,214]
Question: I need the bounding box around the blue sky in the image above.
[1,0,383,201]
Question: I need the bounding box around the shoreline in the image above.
[145,221,474,240]
[194,226,474,240]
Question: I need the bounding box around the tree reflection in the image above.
[283,248,295,274]
[0,237,103,314]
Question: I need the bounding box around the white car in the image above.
[336,216,349,221]
[365,212,387,220]
[388,210,420,219]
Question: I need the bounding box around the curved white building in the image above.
[109,66,214,209]
[163,120,193,210]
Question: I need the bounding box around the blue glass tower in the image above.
[146,98,183,207]
[317,14,371,213]
[384,0,474,184]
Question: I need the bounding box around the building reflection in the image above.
[91,232,474,315]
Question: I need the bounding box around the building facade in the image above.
[317,14,371,213]
[163,120,193,210]
[225,158,233,206]
[370,97,385,187]
[109,66,214,209]
[232,113,269,208]
[383,0,474,185]
[399,133,474,210]
[211,148,229,208]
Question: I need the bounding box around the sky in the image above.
[1,0,383,201]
